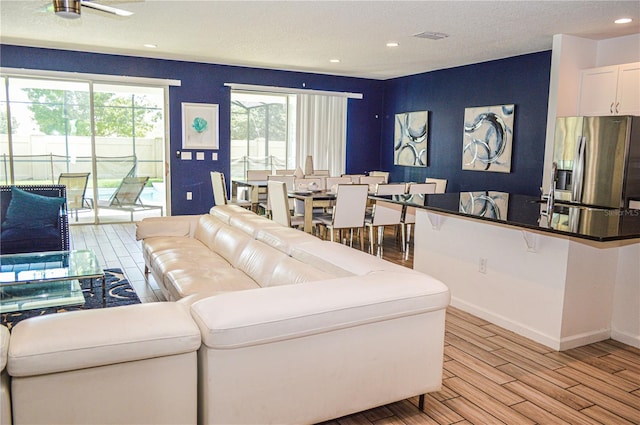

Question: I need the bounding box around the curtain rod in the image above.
[224,83,363,99]
[0,67,181,87]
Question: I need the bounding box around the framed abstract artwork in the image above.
[394,110,429,167]
[182,102,219,150]
[462,104,514,173]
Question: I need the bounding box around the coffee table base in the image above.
[0,279,85,313]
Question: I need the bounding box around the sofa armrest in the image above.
[136,215,202,240]
[190,270,450,349]
[0,325,8,372]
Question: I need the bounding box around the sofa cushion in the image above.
[229,214,282,238]
[235,240,289,287]
[0,225,62,254]
[212,224,253,267]
[208,204,254,223]
[290,240,408,276]
[3,186,65,229]
[166,268,259,299]
[255,226,319,256]
[7,302,201,377]
[269,256,336,286]
[194,214,225,252]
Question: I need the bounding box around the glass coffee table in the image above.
[0,250,104,313]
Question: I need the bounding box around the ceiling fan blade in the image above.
[79,0,133,16]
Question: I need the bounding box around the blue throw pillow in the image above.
[2,187,66,229]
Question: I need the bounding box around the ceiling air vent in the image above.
[413,31,449,40]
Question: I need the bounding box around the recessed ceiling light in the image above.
[329,59,340,63]
[144,44,157,48]
[386,42,399,47]
[614,18,633,24]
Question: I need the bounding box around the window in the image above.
[230,91,296,179]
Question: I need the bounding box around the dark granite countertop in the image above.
[371,192,640,242]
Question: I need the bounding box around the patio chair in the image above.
[58,172,92,221]
[97,176,163,222]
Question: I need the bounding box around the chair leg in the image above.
[377,226,384,257]
[368,226,375,254]
[404,223,413,260]
[401,223,407,252]
[418,394,425,411]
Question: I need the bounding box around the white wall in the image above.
[597,34,640,66]
[611,242,640,347]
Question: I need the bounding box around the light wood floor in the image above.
[70,223,640,425]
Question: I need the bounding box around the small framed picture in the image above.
[182,102,219,150]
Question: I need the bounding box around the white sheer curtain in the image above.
[295,94,347,176]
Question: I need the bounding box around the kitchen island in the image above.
[375,192,640,350]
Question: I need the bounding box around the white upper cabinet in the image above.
[578,62,640,116]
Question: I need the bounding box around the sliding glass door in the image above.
[0,75,166,224]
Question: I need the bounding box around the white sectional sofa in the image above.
[0,205,450,425]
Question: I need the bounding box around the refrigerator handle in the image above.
[572,136,586,203]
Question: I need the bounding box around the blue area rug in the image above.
[1,268,140,331]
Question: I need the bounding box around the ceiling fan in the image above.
[53,0,133,19]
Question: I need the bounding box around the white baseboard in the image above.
[611,328,640,349]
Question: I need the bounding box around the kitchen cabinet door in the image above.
[578,62,640,116]
[616,62,640,116]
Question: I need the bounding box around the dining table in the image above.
[287,190,336,233]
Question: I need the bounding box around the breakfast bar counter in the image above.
[374,191,640,351]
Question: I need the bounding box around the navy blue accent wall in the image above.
[0,45,384,215]
[1,45,552,214]
[381,51,552,195]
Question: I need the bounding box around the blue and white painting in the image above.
[462,104,514,173]
[394,110,428,167]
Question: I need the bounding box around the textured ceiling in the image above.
[1,0,639,79]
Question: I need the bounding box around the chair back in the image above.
[275,169,295,176]
[246,170,271,181]
[325,177,352,193]
[341,174,365,184]
[295,177,324,191]
[374,183,406,196]
[110,177,149,206]
[331,184,368,229]
[58,172,90,210]
[267,181,291,227]
[403,182,437,225]
[408,182,437,194]
[309,169,329,176]
[210,171,228,205]
[368,171,389,183]
[266,175,295,210]
[360,176,386,191]
[425,178,447,193]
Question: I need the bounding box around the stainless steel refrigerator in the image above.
[552,115,640,209]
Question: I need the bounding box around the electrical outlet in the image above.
[479,258,487,274]
[186,191,192,200]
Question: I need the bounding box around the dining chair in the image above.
[425,177,447,193]
[325,177,352,193]
[210,171,251,209]
[246,170,270,205]
[341,174,365,184]
[359,175,386,192]
[368,171,389,183]
[315,184,369,249]
[261,175,295,217]
[308,169,330,176]
[365,183,406,256]
[401,182,437,259]
[267,180,305,229]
